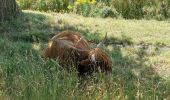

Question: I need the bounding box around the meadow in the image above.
[0,10,170,99]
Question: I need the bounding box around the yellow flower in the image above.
[91,0,96,4]
[76,0,96,4]
[88,0,96,4]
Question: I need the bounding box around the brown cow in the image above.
[44,31,112,75]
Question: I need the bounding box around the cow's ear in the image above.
[48,41,53,48]
[90,54,96,63]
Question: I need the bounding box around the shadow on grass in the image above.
[0,11,60,42]
[0,11,134,45]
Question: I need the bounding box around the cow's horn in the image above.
[97,32,107,48]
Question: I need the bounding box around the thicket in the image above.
[17,0,170,20]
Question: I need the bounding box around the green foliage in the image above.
[74,2,92,16]
[100,6,119,18]
[17,0,170,19]
[17,0,70,12]
[142,0,169,20]
[111,0,170,19]
[73,2,120,18]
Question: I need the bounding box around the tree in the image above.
[0,0,20,22]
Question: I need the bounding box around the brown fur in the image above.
[44,31,112,75]
[44,31,90,65]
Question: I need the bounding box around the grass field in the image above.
[0,10,170,99]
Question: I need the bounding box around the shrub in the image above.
[17,0,70,12]
[100,6,119,18]
[74,2,119,18]
[17,0,170,19]
[74,2,92,16]
[72,0,97,16]
[143,5,157,20]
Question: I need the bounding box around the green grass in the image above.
[0,10,170,99]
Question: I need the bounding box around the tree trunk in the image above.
[0,0,20,22]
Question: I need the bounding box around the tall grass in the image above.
[0,10,170,99]
[0,38,169,99]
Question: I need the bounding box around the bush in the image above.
[100,6,119,18]
[143,5,157,20]
[17,0,170,20]
[74,2,92,17]
[88,0,170,19]
[111,0,143,19]
[111,0,170,19]
[17,0,70,12]
[74,2,119,18]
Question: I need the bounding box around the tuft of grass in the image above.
[0,10,170,99]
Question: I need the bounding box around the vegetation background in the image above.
[0,0,170,100]
[17,0,170,20]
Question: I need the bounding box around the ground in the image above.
[0,10,170,99]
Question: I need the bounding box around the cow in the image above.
[44,31,112,75]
